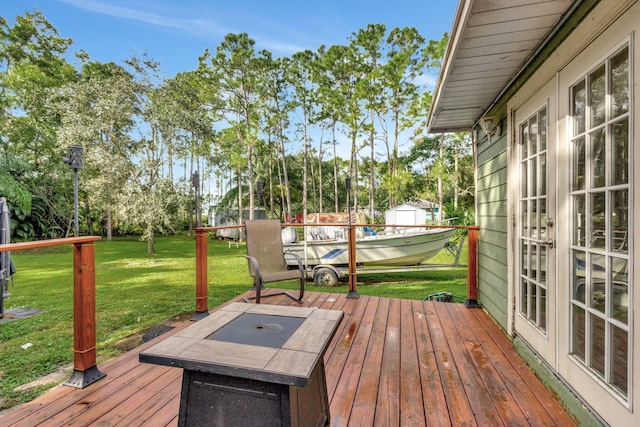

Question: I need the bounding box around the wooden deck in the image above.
[0,290,576,426]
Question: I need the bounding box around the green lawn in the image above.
[0,233,468,410]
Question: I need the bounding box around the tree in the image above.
[0,11,76,239]
[290,50,319,218]
[200,33,261,226]
[381,27,427,207]
[258,51,295,221]
[350,24,386,219]
[56,60,138,239]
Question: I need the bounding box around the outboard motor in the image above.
[281,226,299,244]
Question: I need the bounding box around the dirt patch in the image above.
[12,364,73,392]
[111,311,193,352]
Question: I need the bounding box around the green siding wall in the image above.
[476,131,509,330]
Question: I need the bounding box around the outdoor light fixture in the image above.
[63,144,83,237]
[192,171,201,228]
[479,116,501,138]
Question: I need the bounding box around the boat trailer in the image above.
[307,236,466,287]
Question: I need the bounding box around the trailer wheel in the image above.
[314,268,338,287]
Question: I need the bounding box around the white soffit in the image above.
[427,0,574,133]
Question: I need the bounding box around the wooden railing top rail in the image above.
[195,224,479,231]
[0,236,101,252]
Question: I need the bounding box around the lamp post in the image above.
[192,171,201,228]
[63,145,83,237]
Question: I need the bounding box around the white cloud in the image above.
[57,0,230,38]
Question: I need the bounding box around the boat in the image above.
[282,213,456,285]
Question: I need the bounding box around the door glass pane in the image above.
[573,195,586,246]
[573,81,586,134]
[572,305,586,361]
[611,258,628,325]
[520,278,528,315]
[531,244,538,280]
[540,245,547,285]
[590,65,606,127]
[521,241,529,278]
[612,325,628,396]
[531,158,537,197]
[573,250,586,303]
[590,253,606,314]
[530,116,538,155]
[521,201,528,237]
[611,49,629,118]
[590,192,605,249]
[590,314,606,377]
[539,108,547,151]
[521,122,529,158]
[612,119,628,185]
[573,136,585,190]
[591,129,606,188]
[521,161,528,197]
[540,153,547,196]
[611,190,628,253]
[531,284,537,323]
[539,198,547,240]
[539,288,547,331]
[531,200,538,239]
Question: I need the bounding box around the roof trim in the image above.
[426,0,577,134]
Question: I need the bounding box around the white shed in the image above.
[384,203,425,233]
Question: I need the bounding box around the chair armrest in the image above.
[283,252,304,272]
[243,255,261,279]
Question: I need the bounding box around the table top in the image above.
[139,302,344,387]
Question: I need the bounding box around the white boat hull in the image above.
[284,228,456,267]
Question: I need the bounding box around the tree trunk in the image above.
[303,136,308,223]
[268,155,275,218]
[333,125,339,213]
[237,167,244,241]
[317,135,323,213]
[454,143,459,209]
[351,133,358,213]
[438,134,444,224]
[369,109,375,221]
[391,109,400,208]
[278,129,292,222]
[147,228,154,255]
[188,156,194,236]
[106,207,112,241]
[247,145,255,221]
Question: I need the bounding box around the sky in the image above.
[2,0,458,82]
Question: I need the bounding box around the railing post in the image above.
[65,240,105,388]
[465,226,480,308]
[346,224,359,298]
[193,228,209,320]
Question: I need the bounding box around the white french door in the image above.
[514,87,557,364]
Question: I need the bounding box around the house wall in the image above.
[474,0,639,425]
[476,130,509,330]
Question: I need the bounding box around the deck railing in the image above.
[0,225,479,388]
[193,223,479,316]
[0,236,104,388]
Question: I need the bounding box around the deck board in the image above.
[0,290,576,427]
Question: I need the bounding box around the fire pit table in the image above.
[140,302,343,427]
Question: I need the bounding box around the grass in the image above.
[0,233,468,410]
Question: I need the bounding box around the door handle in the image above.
[540,239,554,248]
